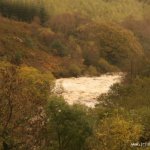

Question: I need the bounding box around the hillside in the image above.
[0,17,61,72]
[0,1,150,150]
[0,15,145,78]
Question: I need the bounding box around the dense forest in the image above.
[0,0,150,149]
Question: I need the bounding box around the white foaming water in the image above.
[53,73,123,108]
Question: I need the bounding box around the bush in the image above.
[82,42,100,66]
[86,66,98,76]
[68,64,81,77]
[136,107,150,142]
[51,40,70,56]
[38,27,55,45]
[24,36,34,48]
[11,51,23,65]
[49,13,89,35]
[98,58,119,72]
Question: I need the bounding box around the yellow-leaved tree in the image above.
[86,114,143,150]
[0,61,54,149]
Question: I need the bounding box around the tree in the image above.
[68,64,81,77]
[51,39,70,57]
[46,96,91,150]
[136,107,150,142]
[39,6,49,25]
[77,22,144,70]
[87,114,142,150]
[100,77,150,110]
[49,13,89,35]
[0,61,54,149]
[82,41,100,66]
[97,58,119,73]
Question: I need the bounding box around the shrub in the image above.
[68,64,81,77]
[51,40,70,56]
[38,27,55,45]
[136,107,150,142]
[49,13,89,35]
[87,66,98,76]
[24,36,34,48]
[82,42,100,66]
[98,58,119,72]
[11,51,23,65]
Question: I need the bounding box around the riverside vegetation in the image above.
[0,0,150,149]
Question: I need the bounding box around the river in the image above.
[53,73,123,108]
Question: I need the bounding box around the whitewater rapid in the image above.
[53,73,123,108]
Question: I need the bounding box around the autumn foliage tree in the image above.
[0,61,54,149]
[77,22,144,71]
[87,115,142,150]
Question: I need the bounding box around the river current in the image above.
[53,73,123,107]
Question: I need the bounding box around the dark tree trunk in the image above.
[3,142,10,150]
